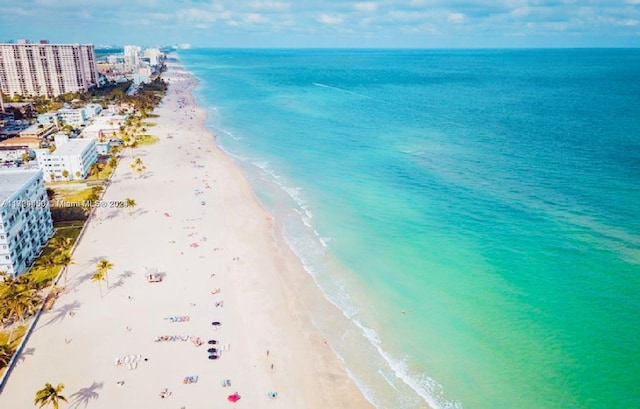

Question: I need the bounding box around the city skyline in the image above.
[0,0,639,48]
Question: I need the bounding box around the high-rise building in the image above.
[0,169,53,277]
[123,45,141,70]
[0,40,99,97]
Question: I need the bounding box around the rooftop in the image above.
[52,138,94,156]
[0,137,42,147]
[0,169,42,204]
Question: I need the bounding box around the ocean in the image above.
[179,49,640,409]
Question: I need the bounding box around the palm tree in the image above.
[134,157,143,166]
[56,252,74,286]
[2,287,40,343]
[96,259,114,288]
[91,271,106,297]
[0,344,14,367]
[50,237,73,258]
[34,382,67,409]
[127,140,138,157]
[88,163,99,179]
[125,198,136,216]
[3,287,40,324]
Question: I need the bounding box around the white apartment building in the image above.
[57,107,88,126]
[82,115,126,140]
[83,103,102,119]
[37,112,60,127]
[143,48,163,66]
[0,169,53,277]
[123,45,141,70]
[0,40,99,97]
[0,146,29,163]
[36,137,97,181]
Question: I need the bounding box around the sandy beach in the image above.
[0,60,373,408]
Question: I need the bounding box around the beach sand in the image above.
[0,60,373,408]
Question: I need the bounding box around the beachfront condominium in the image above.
[0,39,99,98]
[0,169,53,277]
[35,135,98,181]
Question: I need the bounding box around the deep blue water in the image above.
[180,49,640,409]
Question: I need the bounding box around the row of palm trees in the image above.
[0,237,77,376]
[90,259,114,298]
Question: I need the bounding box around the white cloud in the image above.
[387,10,429,23]
[244,13,267,23]
[510,7,531,18]
[77,9,91,19]
[177,8,218,25]
[250,1,289,11]
[447,12,466,24]
[619,19,639,26]
[0,6,36,16]
[317,13,344,25]
[354,2,378,13]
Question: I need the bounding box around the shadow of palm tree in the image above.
[17,347,35,364]
[105,210,120,220]
[109,270,135,291]
[69,381,103,409]
[110,279,125,289]
[43,300,82,326]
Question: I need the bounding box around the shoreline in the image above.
[0,58,374,408]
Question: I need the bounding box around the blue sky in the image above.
[0,0,639,48]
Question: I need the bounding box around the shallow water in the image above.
[181,49,640,409]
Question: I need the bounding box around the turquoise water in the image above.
[180,49,640,409]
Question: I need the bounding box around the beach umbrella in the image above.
[208,340,217,344]
[227,393,241,402]
[211,321,221,326]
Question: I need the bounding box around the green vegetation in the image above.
[0,63,168,376]
[34,382,68,409]
[53,186,99,205]
[0,325,27,349]
[28,227,82,287]
[135,134,159,145]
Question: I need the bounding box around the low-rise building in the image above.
[82,103,102,119]
[96,141,112,155]
[0,137,44,149]
[36,137,97,181]
[37,112,60,127]
[0,145,29,163]
[0,169,53,277]
[82,115,126,140]
[57,108,88,127]
[19,123,56,139]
